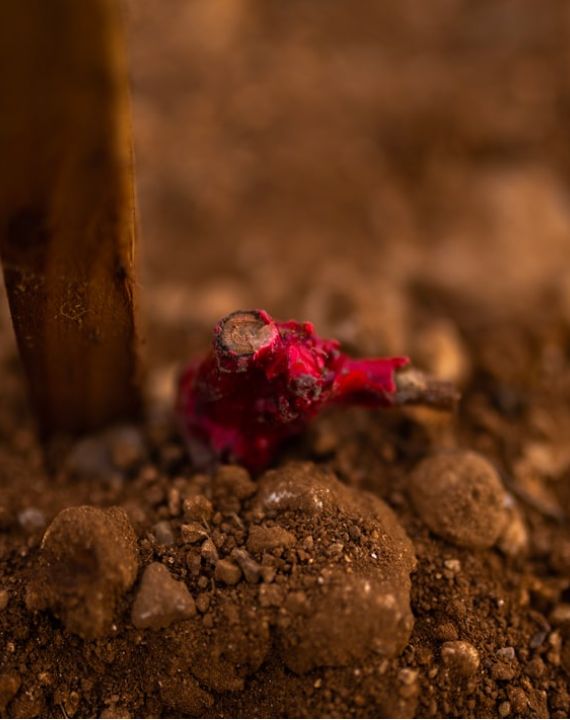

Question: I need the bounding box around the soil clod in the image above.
[215,558,242,585]
[25,506,138,639]
[409,451,508,549]
[441,641,481,678]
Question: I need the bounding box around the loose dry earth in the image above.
[2,1,570,717]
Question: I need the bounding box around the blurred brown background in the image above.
[124,1,570,373]
[3,0,570,399]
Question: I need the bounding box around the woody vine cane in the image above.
[0,0,141,440]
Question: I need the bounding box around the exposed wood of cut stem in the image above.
[395,367,460,411]
[0,0,141,436]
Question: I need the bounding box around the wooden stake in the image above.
[0,0,141,436]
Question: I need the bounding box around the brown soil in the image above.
[2,1,570,717]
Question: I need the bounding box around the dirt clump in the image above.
[25,506,138,639]
[408,450,508,549]
[158,674,214,717]
[441,640,481,678]
[214,558,242,585]
[251,463,416,673]
[212,465,256,512]
[247,523,297,553]
[183,494,213,523]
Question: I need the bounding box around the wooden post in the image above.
[0,0,141,436]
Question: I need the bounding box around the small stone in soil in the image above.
[195,594,210,613]
[443,558,461,574]
[181,522,208,543]
[64,435,113,480]
[231,548,261,583]
[551,604,570,626]
[498,701,511,718]
[186,551,202,576]
[201,538,219,564]
[168,487,182,517]
[409,451,508,549]
[497,504,528,556]
[441,640,481,677]
[497,646,516,659]
[18,507,46,532]
[152,521,175,545]
[214,559,242,585]
[398,668,418,686]
[105,425,146,470]
[131,562,195,630]
[530,630,548,648]
[183,495,213,524]
[413,318,470,385]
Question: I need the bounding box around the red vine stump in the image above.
[0,0,142,437]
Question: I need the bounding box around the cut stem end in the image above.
[395,367,460,411]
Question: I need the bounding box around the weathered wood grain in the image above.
[0,0,142,436]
